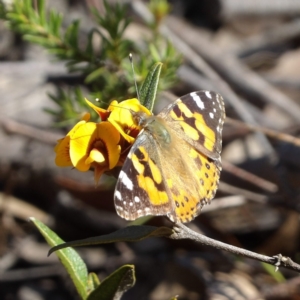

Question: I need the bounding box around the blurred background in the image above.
[1,0,300,299]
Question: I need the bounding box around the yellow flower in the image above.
[54,113,91,168]
[84,99,111,121]
[55,113,121,183]
[107,99,151,143]
[86,98,151,143]
[55,98,152,184]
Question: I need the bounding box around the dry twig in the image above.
[171,223,300,273]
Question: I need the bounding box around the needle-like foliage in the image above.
[0,0,182,126]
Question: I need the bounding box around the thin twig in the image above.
[0,115,60,145]
[203,195,247,212]
[222,160,278,193]
[177,65,216,91]
[262,275,300,298]
[264,75,300,91]
[226,117,300,147]
[0,192,53,224]
[0,265,64,282]
[232,18,300,57]
[222,2,300,19]
[218,182,268,203]
[171,223,300,273]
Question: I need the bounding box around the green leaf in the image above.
[49,225,173,255]
[23,0,32,18]
[30,218,89,299]
[6,12,27,23]
[49,10,62,37]
[37,0,46,27]
[261,262,286,283]
[87,272,101,292]
[85,67,105,84]
[65,20,80,49]
[139,62,162,111]
[23,34,57,47]
[149,43,161,62]
[129,216,153,226]
[87,265,135,300]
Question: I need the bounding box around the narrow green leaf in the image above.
[30,218,89,300]
[261,262,286,283]
[13,0,23,14]
[6,13,27,23]
[23,0,32,18]
[43,108,58,116]
[139,62,162,111]
[37,0,46,26]
[48,48,69,57]
[149,44,161,62]
[49,10,62,37]
[129,216,153,226]
[65,20,80,49]
[85,67,105,84]
[87,265,135,300]
[23,34,57,47]
[0,2,6,18]
[87,272,100,293]
[49,225,173,255]
[16,23,37,34]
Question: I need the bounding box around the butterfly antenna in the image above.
[129,53,140,101]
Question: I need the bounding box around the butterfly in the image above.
[114,91,225,223]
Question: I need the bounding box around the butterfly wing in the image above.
[114,90,225,223]
[114,130,173,221]
[158,90,225,163]
[159,91,225,221]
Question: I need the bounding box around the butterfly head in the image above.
[130,109,152,127]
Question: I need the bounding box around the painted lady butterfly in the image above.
[114,91,225,223]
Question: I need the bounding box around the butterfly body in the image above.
[114,91,225,223]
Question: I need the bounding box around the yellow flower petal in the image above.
[67,120,121,176]
[81,112,91,122]
[54,119,91,168]
[93,122,121,169]
[107,98,151,143]
[70,122,97,171]
[54,137,73,167]
[85,98,111,120]
[87,149,105,164]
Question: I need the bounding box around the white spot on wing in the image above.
[205,91,212,99]
[115,190,122,200]
[190,92,205,110]
[119,170,133,190]
[209,112,214,119]
[115,205,123,211]
[134,196,140,203]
